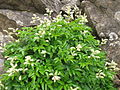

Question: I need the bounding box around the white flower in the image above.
[24,62,29,65]
[33,14,37,17]
[45,40,49,42]
[72,53,77,56]
[19,76,22,80]
[35,33,39,35]
[46,8,53,14]
[24,56,34,65]
[24,68,28,71]
[76,44,82,51]
[70,47,75,50]
[16,68,23,72]
[52,75,61,82]
[30,20,36,24]
[96,70,105,78]
[25,56,31,60]
[105,60,120,71]
[7,56,17,61]
[80,15,88,23]
[49,33,51,35]
[34,37,39,40]
[38,30,45,35]
[82,31,89,35]
[6,63,17,76]
[91,49,100,55]
[7,57,13,60]
[114,67,120,71]
[5,87,8,90]
[89,49,100,58]
[101,39,108,45]
[110,60,118,66]
[16,39,20,42]
[41,50,47,54]
[70,87,79,90]
[71,51,77,56]
[0,81,4,87]
[29,59,34,61]
[0,46,3,49]
[57,25,62,27]
[88,55,100,58]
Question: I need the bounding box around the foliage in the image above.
[0,7,116,90]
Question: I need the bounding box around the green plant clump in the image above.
[0,8,116,90]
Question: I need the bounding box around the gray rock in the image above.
[82,0,120,66]
[0,0,63,14]
[82,0,120,86]
[0,9,44,26]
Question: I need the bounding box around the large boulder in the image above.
[82,0,120,67]
[82,0,120,86]
[0,9,44,26]
[0,0,63,14]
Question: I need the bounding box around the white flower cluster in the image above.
[41,50,47,57]
[61,5,82,21]
[70,44,82,56]
[79,14,88,23]
[19,76,22,80]
[0,81,4,88]
[45,8,53,16]
[34,29,46,39]
[31,9,52,26]
[53,12,63,22]
[96,70,105,78]
[52,75,61,82]
[101,39,108,45]
[2,28,18,46]
[88,49,100,58]
[105,60,120,71]
[81,30,89,36]
[6,63,18,76]
[6,63,25,76]
[30,14,41,24]
[24,56,34,65]
[49,71,61,82]
[5,56,28,76]
[76,44,82,51]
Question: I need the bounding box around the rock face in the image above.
[0,0,63,14]
[82,0,120,66]
[0,9,44,26]
[82,0,120,86]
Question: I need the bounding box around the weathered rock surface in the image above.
[82,0,120,86]
[82,0,120,66]
[0,0,63,14]
[0,9,44,26]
